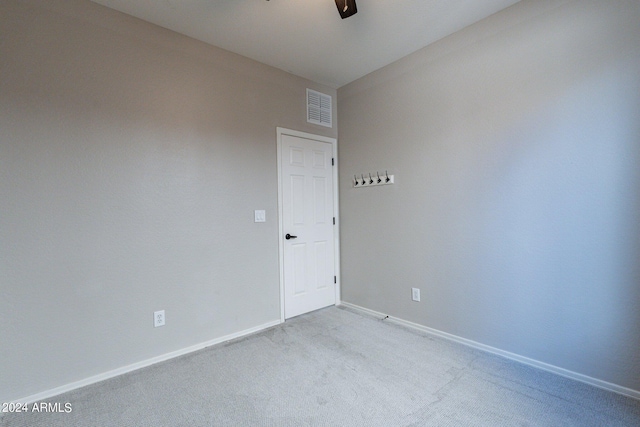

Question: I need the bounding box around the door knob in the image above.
[285,234,298,240]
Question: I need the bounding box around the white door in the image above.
[279,131,336,319]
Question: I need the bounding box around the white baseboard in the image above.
[12,319,282,405]
[339,301,640,401]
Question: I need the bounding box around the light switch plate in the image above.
[254,210,266,223]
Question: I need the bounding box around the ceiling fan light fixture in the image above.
[335,0,357,19]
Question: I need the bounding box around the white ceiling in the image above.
[90,0,522,88]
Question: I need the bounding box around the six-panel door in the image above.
[281,134,336,319]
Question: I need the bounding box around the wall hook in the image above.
[353,170,394,188]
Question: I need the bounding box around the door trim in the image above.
[277,127,340,322]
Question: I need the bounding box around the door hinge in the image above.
[333,217,336,225]
[332,158,335,166]
[334,276,337,284]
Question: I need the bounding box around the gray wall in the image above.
[0,0,336,402]
[338,0,640,392]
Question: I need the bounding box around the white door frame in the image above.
[277,127,340,322]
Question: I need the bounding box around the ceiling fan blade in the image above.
[335,0,358,19]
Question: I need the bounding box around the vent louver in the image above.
[307,89,332,128]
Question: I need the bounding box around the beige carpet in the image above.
[3,306,639,426]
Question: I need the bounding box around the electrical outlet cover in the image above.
[411,288,421,302]
[154,310,165,327]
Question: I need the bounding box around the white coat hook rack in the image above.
[353,170,394,188]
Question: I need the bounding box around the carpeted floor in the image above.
[3,306,640,426]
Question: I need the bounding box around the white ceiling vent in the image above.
[307,89,332,128]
